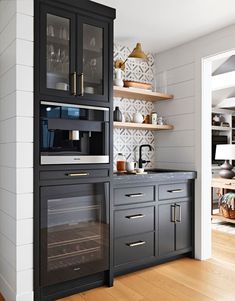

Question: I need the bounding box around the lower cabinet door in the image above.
[158,203,175,256]
[175,201,192,250]
[114,232,154,266]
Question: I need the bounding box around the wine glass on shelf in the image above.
[47,44,56,72]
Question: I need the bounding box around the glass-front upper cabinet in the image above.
[39,6,109,102]
[80,20,108,101]
[40,6,76,97]
[46,14,70,91]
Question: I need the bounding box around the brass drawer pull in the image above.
[79,73,84,96]
[126,241,146,247]
[125,214,145,219]
[225,183,232,185]
[65,172,89,177]
[167,189,184,193]
[125,193,144,198]
[71,72,77,95]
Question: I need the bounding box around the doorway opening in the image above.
[202,49,235,264]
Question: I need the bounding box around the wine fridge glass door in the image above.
[40,182,109,286]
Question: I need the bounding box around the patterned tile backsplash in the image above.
[113,44,156,170]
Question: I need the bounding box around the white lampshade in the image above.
[215,144,235,160]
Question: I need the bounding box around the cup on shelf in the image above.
[47,24,55,37]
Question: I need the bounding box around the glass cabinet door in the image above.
[40,6,75,96]
[40,183,109,286]
[46,14,70,91]
[78,18,108,101]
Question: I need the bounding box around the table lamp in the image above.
[215,144,235,179]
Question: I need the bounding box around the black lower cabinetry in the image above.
[113,175,195,276]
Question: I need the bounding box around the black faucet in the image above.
[138,144,153,168]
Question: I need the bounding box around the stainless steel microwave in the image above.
[40,101,109,165]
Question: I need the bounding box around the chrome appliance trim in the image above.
[41,101,109,111]
[41,155,109,165]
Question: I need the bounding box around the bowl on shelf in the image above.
[123,80,152,90]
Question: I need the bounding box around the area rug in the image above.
[211,219,235,235]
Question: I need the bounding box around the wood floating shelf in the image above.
[113,86,173,102]
[113,122,174,131]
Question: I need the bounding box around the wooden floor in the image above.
[0,230,234,301]
[58,230,235,301]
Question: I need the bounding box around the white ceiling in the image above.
[95,0,235,52]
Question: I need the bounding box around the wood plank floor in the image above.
[0,230,234,301]
[58,230,235,301]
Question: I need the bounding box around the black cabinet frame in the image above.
[34,0,115,300]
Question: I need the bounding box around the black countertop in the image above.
[113,169,197,186]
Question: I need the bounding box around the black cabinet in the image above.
[158,200,192,256]
[36,0,115,103]
[113,185,156,272]
[113,176,195,276]
[34,1,115,300]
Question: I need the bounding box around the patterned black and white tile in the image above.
[113,44,156,170]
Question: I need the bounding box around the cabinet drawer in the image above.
[159,182,190,200]
[114,207,154,237]
[114,232,154,266]
[40,169,108,181]
[114,186,154,205]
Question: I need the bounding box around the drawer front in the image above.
[40,169,109,181]
[114,206,154,237]
[114,232,154,266]
[159,182,190,200]
[114,186,154,205]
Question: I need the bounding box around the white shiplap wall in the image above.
[154,23,235,260]
[0,1,34,300]
[154,63,195,170]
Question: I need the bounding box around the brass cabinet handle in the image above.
[167,189,184,193]
[65,172,89,177]
[125,193,144,198]
[175,204,182,222]
[225,183,232,185]
[171,204,176,222]
[79,73,84,96]
[126,241,146,247]
[125,214,145,219]
[71,72,77,95]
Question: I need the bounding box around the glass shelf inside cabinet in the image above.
[46,14,70,91]
[83,24,103,96]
